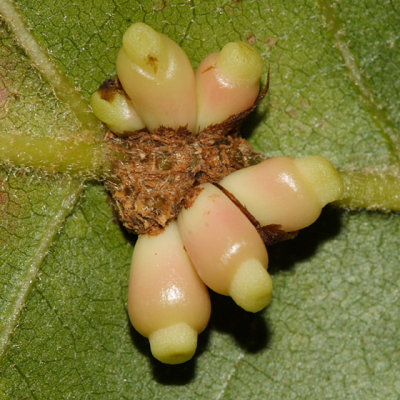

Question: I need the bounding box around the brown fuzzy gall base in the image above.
[104,121,264,235]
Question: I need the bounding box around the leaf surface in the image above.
[1,1,399,399]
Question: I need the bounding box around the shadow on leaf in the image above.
[208,291,270,353]
[127,310,209,385]
[268,206,343,274]
[241,104,269,141]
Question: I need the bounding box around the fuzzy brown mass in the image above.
[104,117,264,235]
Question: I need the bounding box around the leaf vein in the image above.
[0,0,102,136]
[215,351,244,400]
[0,180,84,362]
[319,0,400,164]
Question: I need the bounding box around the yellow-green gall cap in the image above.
[216,42,263,85]
[90,89,145,134]
[122,22,166,75]
[293,156,344,207]
[229,259,273,312]
[149,323,198,364]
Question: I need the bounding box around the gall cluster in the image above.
[91,23,343,364]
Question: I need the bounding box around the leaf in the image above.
[1,0,399,399]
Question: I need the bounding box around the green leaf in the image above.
[1,0,399,399]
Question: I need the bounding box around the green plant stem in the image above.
[1,133,399,213]
[335,170,400,212]
[0,132,111,178]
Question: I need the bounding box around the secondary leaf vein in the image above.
[215,351,244,400]
[0,0,102,135]
[0,180,84,362]
[319,0,400,164]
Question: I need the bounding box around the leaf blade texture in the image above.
[1,1,399,399]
